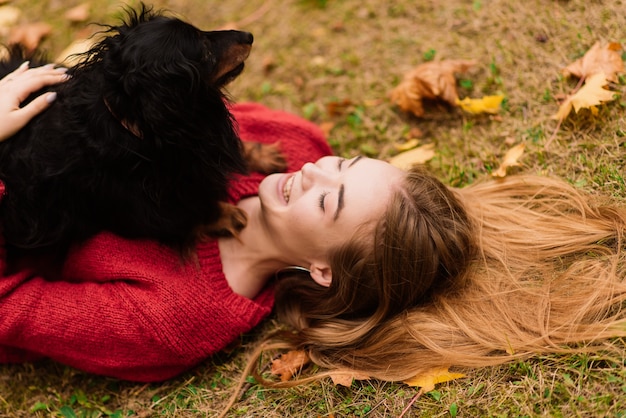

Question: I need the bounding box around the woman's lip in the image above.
[278,173,291,205]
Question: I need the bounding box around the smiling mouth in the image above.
[283,175,295,203]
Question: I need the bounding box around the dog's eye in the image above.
[201,38,213,63]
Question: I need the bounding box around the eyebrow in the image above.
[333,156,362,221]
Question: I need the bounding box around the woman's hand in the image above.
[0,61,68,142]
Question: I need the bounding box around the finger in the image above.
[10,92,57,129]
[0,61,30,86]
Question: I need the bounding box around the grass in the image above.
[1,0,626,416]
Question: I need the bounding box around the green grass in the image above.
[1,0,626,416]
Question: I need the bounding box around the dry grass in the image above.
[1,0,626,416]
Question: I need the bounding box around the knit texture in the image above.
[0,102,332,381]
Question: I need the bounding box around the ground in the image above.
[1,0,626,416]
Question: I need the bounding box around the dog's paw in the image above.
[243,141,288,174]
[197,202,248,240]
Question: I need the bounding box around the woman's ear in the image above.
[309,262,332,287]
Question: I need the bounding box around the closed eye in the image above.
[318,191,329,211]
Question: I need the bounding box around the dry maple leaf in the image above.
[8,21,52,53]
[456,94,505,114]
[389,59,476,117]
[270,350,310,382]
[552,72,617,121]
[403,366,466,392]
[328,370,370,387]
[492,143,525,178]
[389,143,436,170]
[562,41,624,83]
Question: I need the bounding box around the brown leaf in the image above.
[552,72,617,121]
[8,22,52,53]
[270,350,310,382]
[64,3,90,23]
[562,41,625,83]
[328,370,369,387]
[389,59,476,117]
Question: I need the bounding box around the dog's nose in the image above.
[243,32,253,45]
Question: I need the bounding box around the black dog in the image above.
[0,4,283,260]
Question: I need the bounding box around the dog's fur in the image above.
[0,4,283,260]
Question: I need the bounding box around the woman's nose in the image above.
[301,161,334,190]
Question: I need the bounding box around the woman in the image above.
[2,65,626,387]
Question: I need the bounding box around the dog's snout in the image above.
[243,32,253,45]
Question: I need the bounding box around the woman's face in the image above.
[257,156,405,274]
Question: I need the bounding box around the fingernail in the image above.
[46,92,57,103]
[19,61,30,69]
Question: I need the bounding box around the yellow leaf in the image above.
[394,138,420,152]
[328,370,370,387]
[552,72,617,120]
[389,143,435,170]
[492,143,525,178]
[456,95,505,114]
[403,367,466,392]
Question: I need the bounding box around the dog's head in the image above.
[72,3,252,173]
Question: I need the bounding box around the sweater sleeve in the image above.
[0,232,273,381]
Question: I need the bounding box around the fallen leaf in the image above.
[328,370,370,387]
[456,95,505,114]
[318,121,335,138]
[552,72,617,121]
[55,38,96,66]
[389,143,436,170]
[270,350,310,382]
[394,138,420,152]
[326,98,352,117]
[492,142,525,178]
[64,3,90,23]
[562,41,625,82]
[403,366,466,392]
[8,22,52,53]
[389,59,476,117]
[0,5,21,35]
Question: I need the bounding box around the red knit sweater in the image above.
[0,102,332,381]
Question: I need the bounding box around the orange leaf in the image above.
[389,59,476,117]
[270,350,310,382]
[492,143,525,178]
[562,41,624,83]
[8,22,52,53]
[552,72,617,121]
[403,366,466,392]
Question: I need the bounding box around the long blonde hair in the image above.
[242,169,626,387]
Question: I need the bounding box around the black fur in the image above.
[0,4,253,258]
